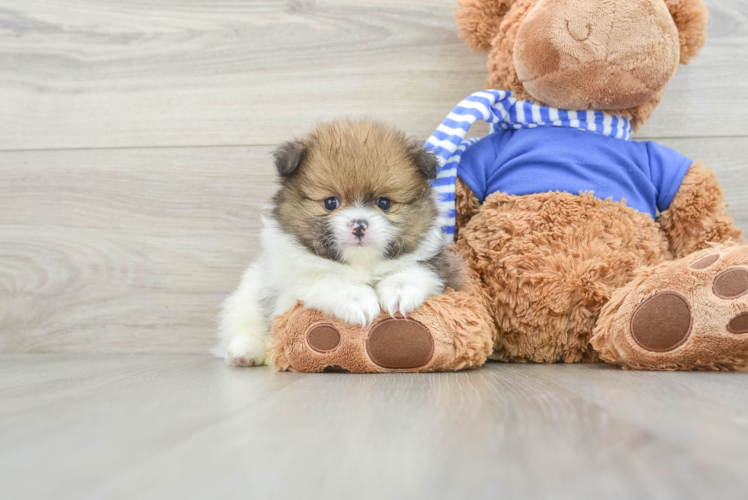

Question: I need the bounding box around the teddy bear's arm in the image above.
[455,176,481,239]
[659,161,743,259]
[455,0,515,52]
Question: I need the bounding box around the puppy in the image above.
[216,119,463,367]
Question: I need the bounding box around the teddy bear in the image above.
[268,0,748,372]
[447,0,748,370]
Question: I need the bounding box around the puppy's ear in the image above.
[272,140,307,178]
[414,148,440,181]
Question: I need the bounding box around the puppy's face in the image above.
[271,120,440,264]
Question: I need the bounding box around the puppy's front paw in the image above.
[377,276,430,317]
[332,286,381,326]
[226,335,267,367]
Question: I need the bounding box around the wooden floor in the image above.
[2,1,748,498]
[1,354,747,500]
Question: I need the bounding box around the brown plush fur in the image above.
[454,0,516,53]
[454,188,670,363]
[454,177,481,240]
[664,0,709,64]
[268,266,496,373]
[659,162,744,258]
[454,162,742,365]
[592,244,748,371]
[456,0,708,130]
[449,0,748,371]
[513,0,680,111]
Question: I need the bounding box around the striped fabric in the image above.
[425,90,633,239]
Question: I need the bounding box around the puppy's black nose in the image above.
[351,219,368,239]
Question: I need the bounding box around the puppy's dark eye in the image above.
[323,197,340,211]
[376,197,391,212]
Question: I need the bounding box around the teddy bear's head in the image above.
[456,0,708,129]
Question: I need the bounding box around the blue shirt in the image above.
[457,127,693,218]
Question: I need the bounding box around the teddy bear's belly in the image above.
[455,190,670,363]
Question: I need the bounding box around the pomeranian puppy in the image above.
[216,119,463,367]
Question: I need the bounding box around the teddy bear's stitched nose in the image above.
[513,0,680,111]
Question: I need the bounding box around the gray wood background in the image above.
[1,0,747,353]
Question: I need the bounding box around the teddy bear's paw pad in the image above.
[691,253,720,269]
[727,313,748,334]
[712,268,748,299]
[366,318,434,369]
[306,323,341,353]
[631,292,692,352]
[323,365,351,373]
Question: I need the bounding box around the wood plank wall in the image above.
[1,0,746,353]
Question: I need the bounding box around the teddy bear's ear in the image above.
[663,0,709,65]
[455,0,515,52]
[272,140,307,178]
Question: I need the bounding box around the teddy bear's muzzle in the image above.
[512,0,681,111]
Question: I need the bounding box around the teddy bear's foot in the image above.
[591,244,748,371]
[299,318,435,372]
[270,315,440,373]
[268,276,495,373]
